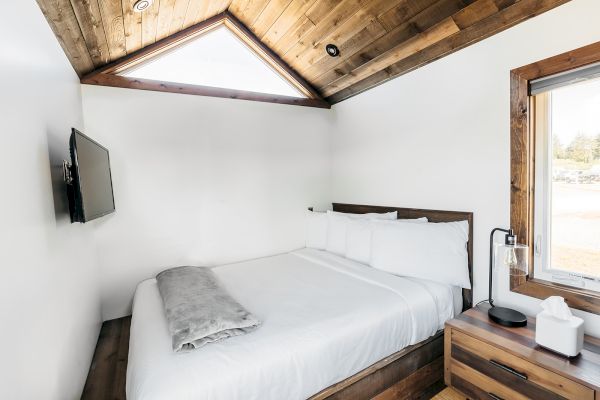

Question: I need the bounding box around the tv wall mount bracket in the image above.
[62,160,73,185]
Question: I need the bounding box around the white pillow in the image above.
[328,210,398,220]
[345,218,427,264]
[370,220,471,289]
[325,210,398,256]
[305,211,327,250]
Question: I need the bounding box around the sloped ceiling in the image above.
[37,0,570,104]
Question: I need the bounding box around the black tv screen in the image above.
[68,129,115,223]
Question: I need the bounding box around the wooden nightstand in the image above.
[444,305,600,400]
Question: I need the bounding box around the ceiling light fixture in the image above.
[325,44,340,57]
[133,0,153,12]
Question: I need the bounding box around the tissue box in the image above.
[535,310,584,357]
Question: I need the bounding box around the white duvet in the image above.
[127,248,461,400]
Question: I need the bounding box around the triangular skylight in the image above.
[119,25,306,98]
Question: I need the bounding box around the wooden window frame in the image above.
[80,12,330,109]
[510,41,600,315]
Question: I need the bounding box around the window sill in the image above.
[511,277,600,315]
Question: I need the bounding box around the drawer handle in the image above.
[488,393,504,400]
[489,359,528,380]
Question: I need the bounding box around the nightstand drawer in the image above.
[451,359,529,400]
[450,330,594,400]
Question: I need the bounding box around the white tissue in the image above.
[540,296,573,320]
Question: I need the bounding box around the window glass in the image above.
[120,26,306,98]
[535,77,600,287]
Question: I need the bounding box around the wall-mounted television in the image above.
[65,129,115,223]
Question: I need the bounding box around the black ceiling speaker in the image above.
[326,44,340,57]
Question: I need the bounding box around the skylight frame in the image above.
[119,26,305,98]
[80,12,329,109]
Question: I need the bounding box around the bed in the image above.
[126,204,473,400]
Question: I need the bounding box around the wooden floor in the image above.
[82,316,456,400]
[431,387,467,400]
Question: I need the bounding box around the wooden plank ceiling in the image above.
[37,0,570,104]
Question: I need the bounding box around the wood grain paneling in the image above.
[452,360,530,400]
[155,0,177,41]
[169,0,192,35]
[81,68,330,108]
[371,358,445,400]
[122,0,143,53]
[269,13,315,55]
[234,0,271,27]
[282,0,370,63]
[451,330,593,399]
[307,0,462,86]
[432,387,469,400]
[447,306,600,392]
[303,0,555,102]
[141,0,160,47]
[81,317,131,400]
[326,0,572,103]
[252,0,294,38]
[81,13,329,108]
[70,0,110,66]
[307,7,428,86]
[37,0,571,101]
[446,306,600,400]
[290,0,403,70]
[261,0,318,46]
[309,332,445,400]
[183,0,208,29]
[452,0,500,30]
[36,0,95,74]
[321,17,461,97]
[98,0,127,60]
[204,0,234,22]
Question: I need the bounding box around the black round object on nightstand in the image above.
[489,305,527,327]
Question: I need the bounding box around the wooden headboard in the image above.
[332,203,474,311]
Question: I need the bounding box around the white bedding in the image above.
[127,248,462,400]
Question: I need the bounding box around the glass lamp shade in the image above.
[488,228,529,328]
[496,243,529,277]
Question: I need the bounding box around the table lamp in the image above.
[488,228,528,327]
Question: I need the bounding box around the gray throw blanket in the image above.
[156,266,261,352]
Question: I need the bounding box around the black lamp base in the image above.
[488,306,527,327]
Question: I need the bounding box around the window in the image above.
[119,25,306,98]
[80,14,329,108]
[510,41,600,314]
[532,78,600,292]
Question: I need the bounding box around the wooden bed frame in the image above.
[82,203,473,400]
[307,203,474,400]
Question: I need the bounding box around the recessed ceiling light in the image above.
[325,44,340,57]
[133,0,153,12]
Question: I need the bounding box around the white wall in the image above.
[5,2,597,396]
[330,0,600,335]
[0,3,101,400]
[81,86,333,320]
